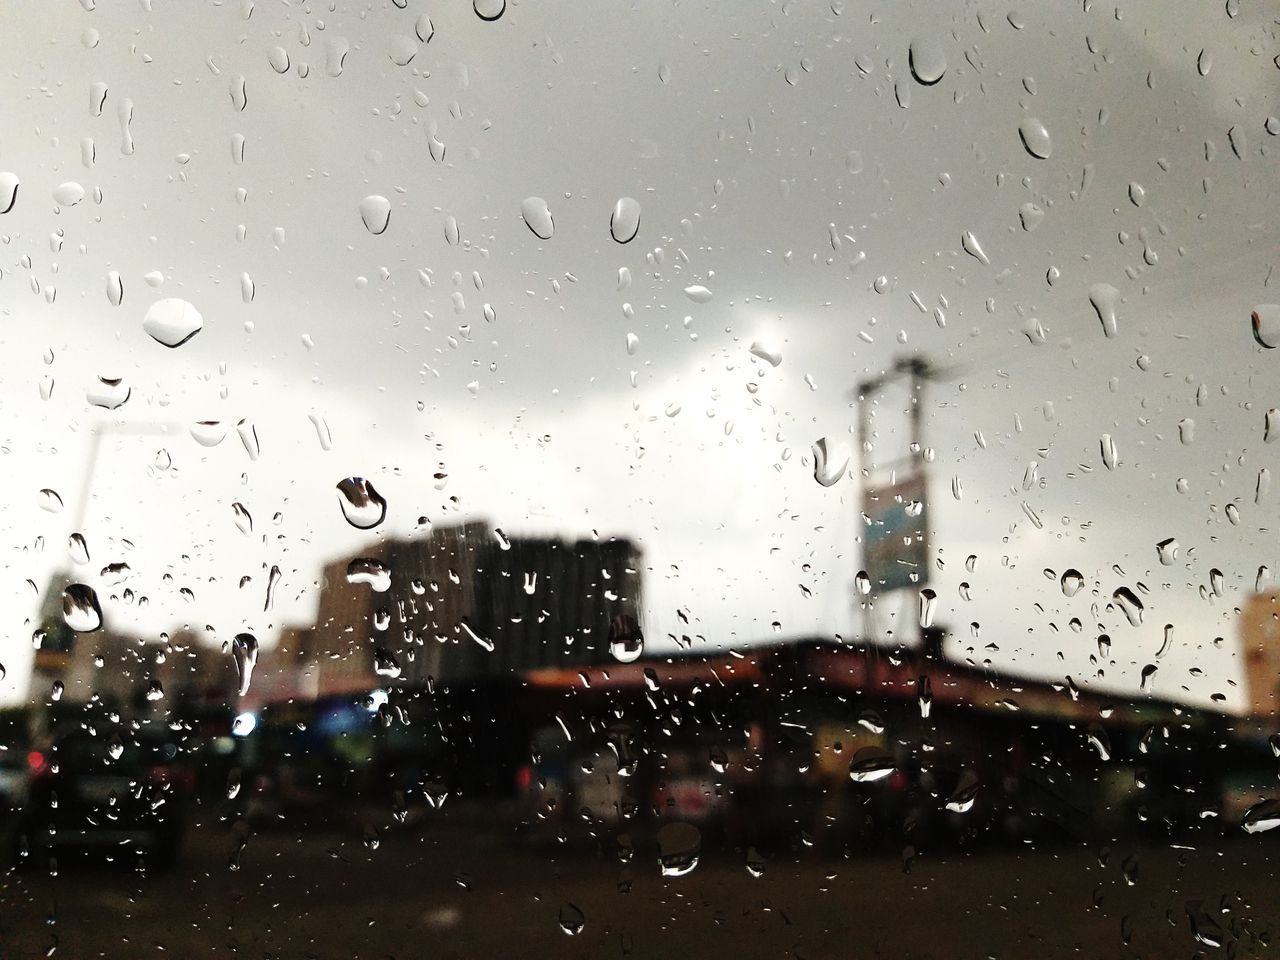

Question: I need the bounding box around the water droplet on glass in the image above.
[1251,305,1280,348]
[359,195,391,235]
[960,231,989,265]
[444,215,461,245]
[52,182,86,207]
[474,0,505,20]
[656,822,701,877]
[325,37,349,77]
[1209,567,1224,597]
[918,588,937,628]
[68,533,90,565]
[232,633,259,696]
[143,298,204,347]
[268,46,290,74]
[62,583,102,632]
[1139,663,1157,692]
[190,421,226,448]
[0,172,18,214]
[908,37,946,85]
[945,770,979,813]
[1100,434,1119,470]
[374,648,402,679]
[1018,117,1052,159]
[748,340,782,367]
[1178,418,1195,445]
[1242,798,1280,834]
[1197,48,1212,76]
[1089,283,1119,339]
[520,197,554,239]
[812,437,848,487]
[854,570,871,595]
[1061,569,1084,597]
[557,903,585,936]
[336,477,387,529]
[683,284,713,303]
[849,746,897,783]
[610,197,641,244]
[39,489,64,513]
[1087,724,1112,761]
[232,502,253,534]
[1112,587,1144,626]
[348,557,392,592]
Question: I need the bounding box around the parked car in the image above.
[15,723,193,869]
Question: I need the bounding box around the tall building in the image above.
[306,521,644,685]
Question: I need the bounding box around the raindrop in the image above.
[1100,434,1118,470]
[557,903,585,937]
[143,298,204,347]
[1178,418,1195,445]
[1112,587,1144,626]
[444,215,460,245]
[945,770,979,813]
[1156,624,1174,659]
[336,477,387,529]
[190,421,227,447]
[749,340,782,367]
[908,37,947,85]
[608,616,644,664]
[520,197,554,239]
[374,648,402,679]
[1197,48,1212,76]
[0,172,18,214]
[1061,569,1084,597]
[39,489,64,513]
[52,182,86,207]
[960,231,990,265]
[359,195,391,235]
[232,502,253,534]
[341,556,395,598]
[1209,567,1224,597]
[105,271,123,306]
[68,533,90,565]
[1251,305,1280,348]
[474,0,505,21]
[232,633,259,696]
[854,570,871,595]
[1242,798,1280,834]
[811,437,848,487]
[1018,117,1052,159]
[745,847,766,878]
[1089,283,1120,338]
[62,583,103,632]
[683,284,713,303]
[267,46,290,74]
[918,588,937,628]
[1127,182,1145,207]
[1139,663,1157,692]
[1156,538,1178,565]
[85,373,129,407]
[656,822,701,877]
[849,746,897,782]
[610,197,641,244]
[1087,724,1112,761]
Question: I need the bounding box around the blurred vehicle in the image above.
[15,723,193,869]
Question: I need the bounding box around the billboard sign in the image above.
[862,474,929,593]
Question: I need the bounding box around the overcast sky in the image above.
[1,0,1278,710]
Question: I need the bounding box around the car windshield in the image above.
[3,1,1280,957]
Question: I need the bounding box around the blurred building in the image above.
[306,521,643,685]
[1240,591,1280,717]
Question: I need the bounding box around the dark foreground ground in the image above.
[2,809,1277,960]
